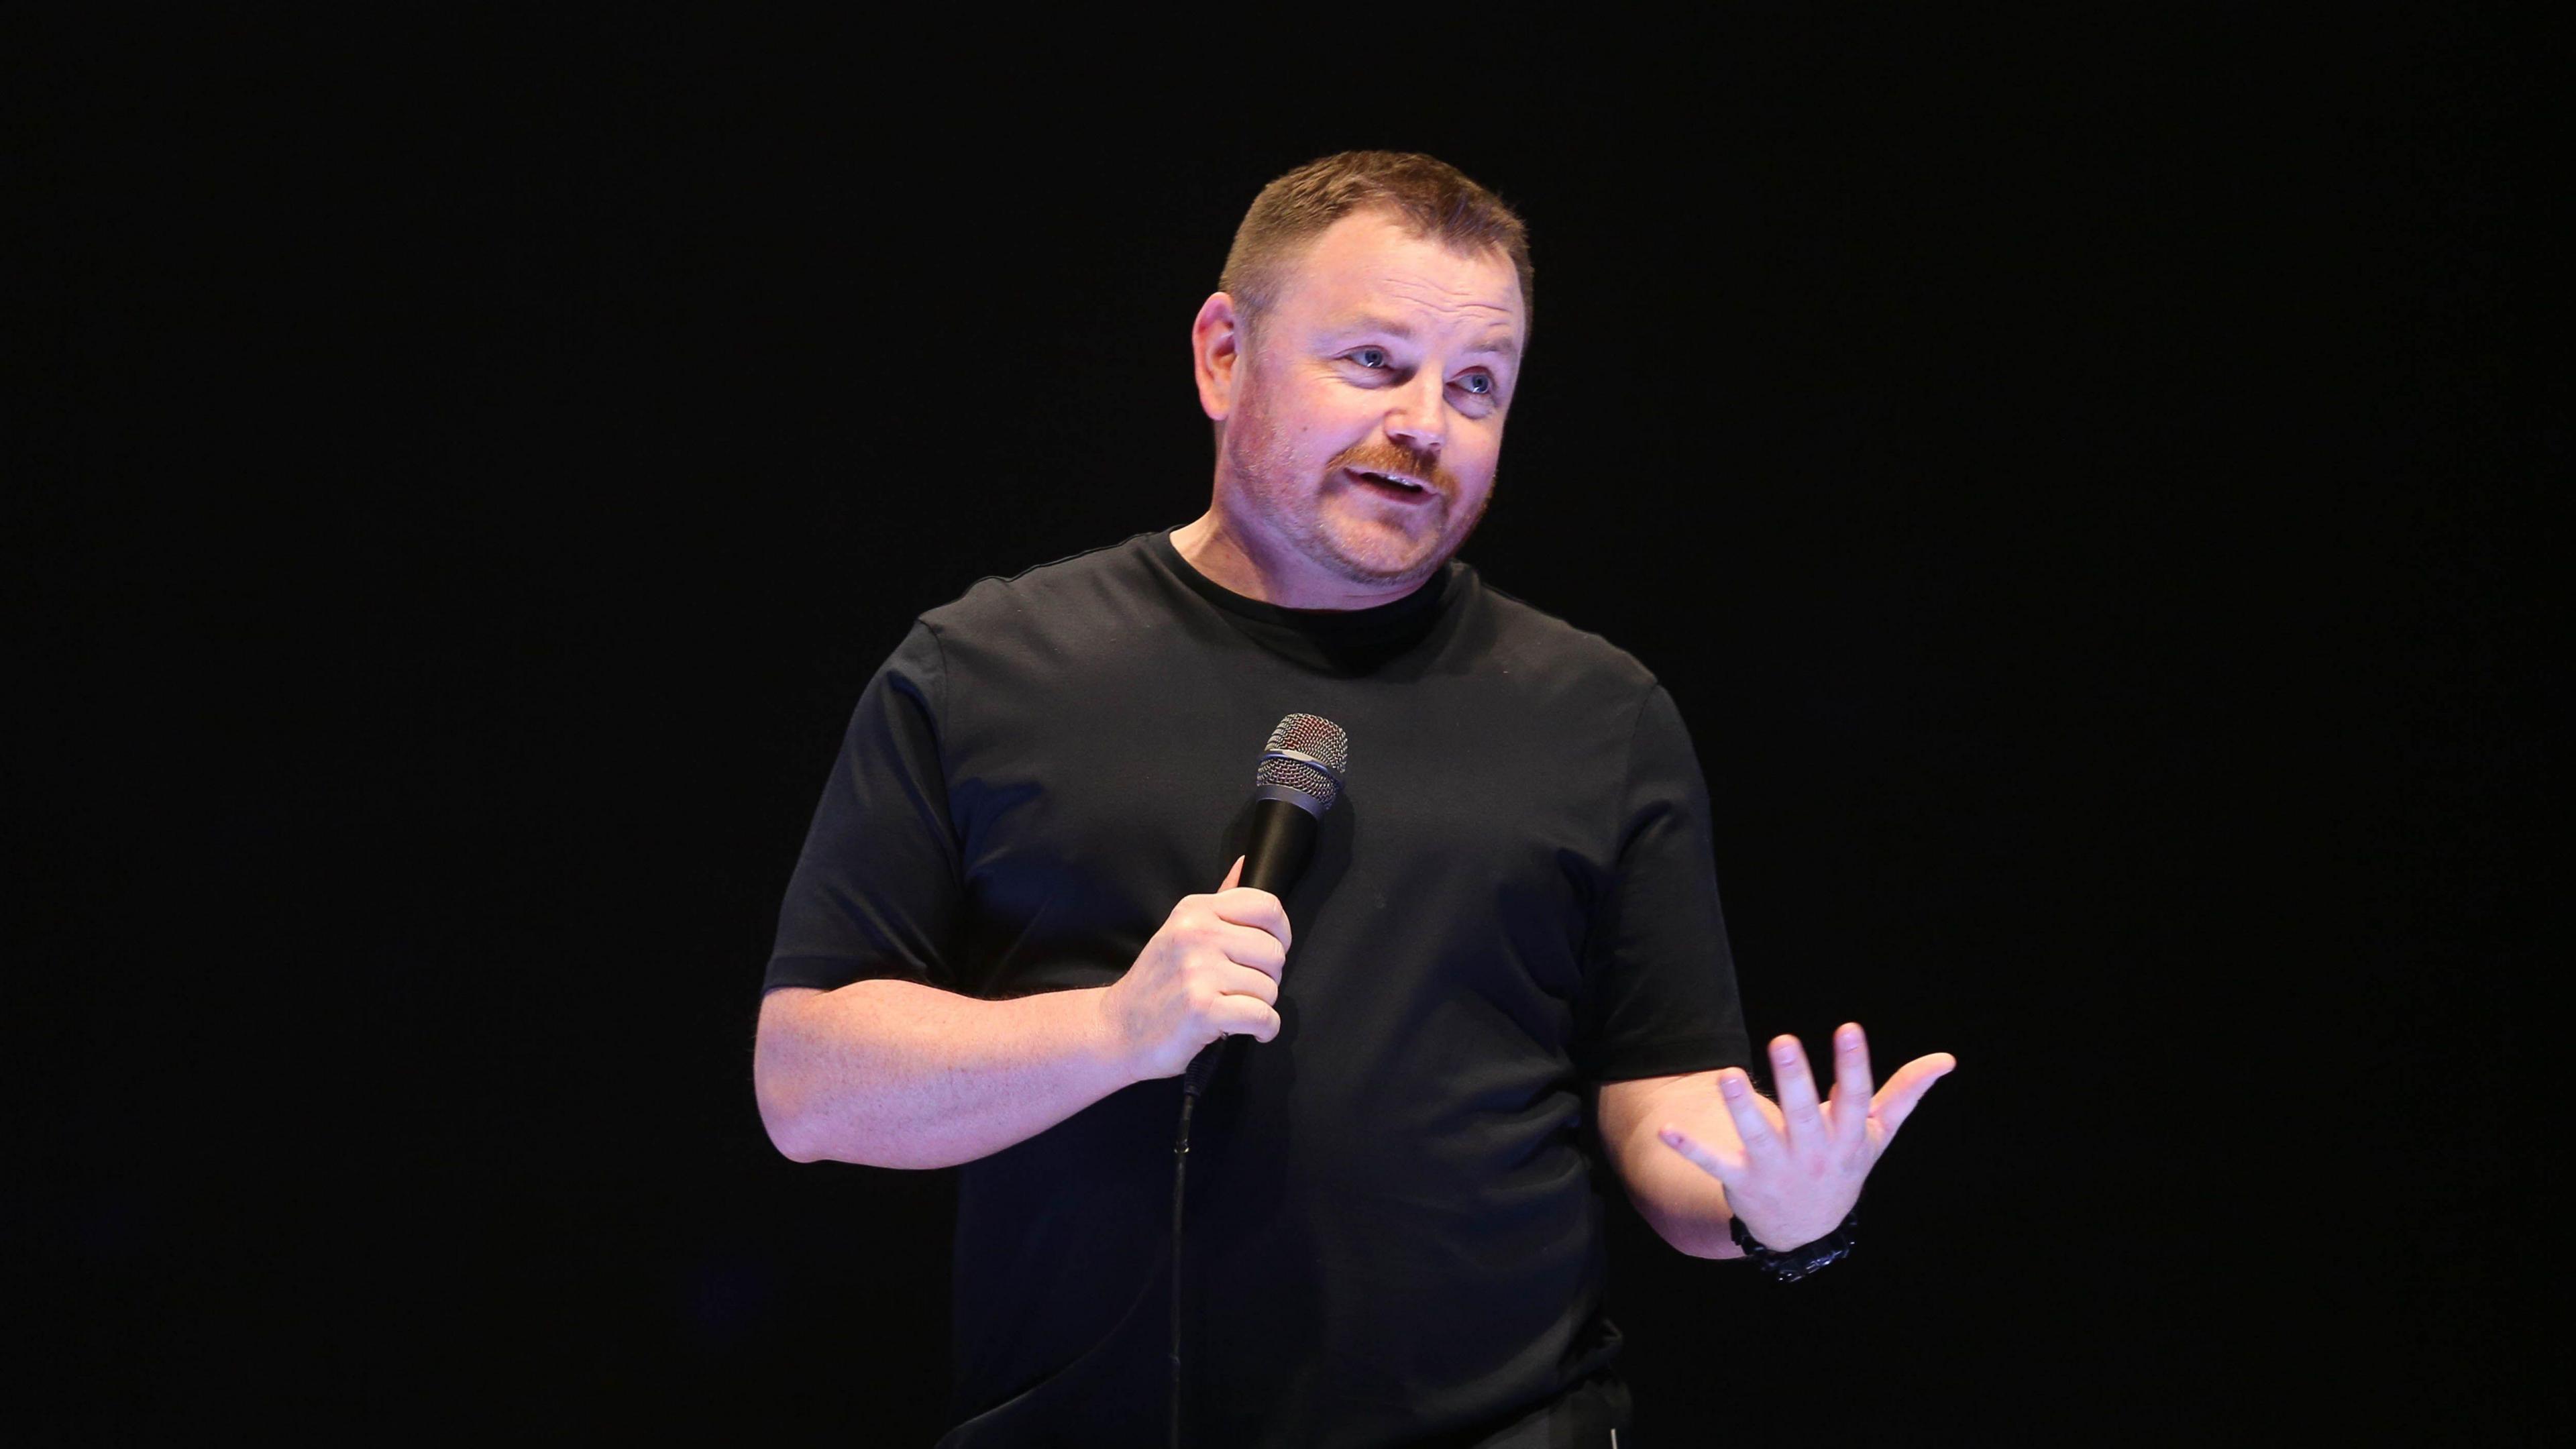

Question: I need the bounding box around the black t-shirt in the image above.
[767,530,1751,1447]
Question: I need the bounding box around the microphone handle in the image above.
[1182,796,1318,1097]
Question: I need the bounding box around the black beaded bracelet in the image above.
[1729,1205,1859,1282]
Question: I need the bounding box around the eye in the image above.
[1457,372,1495,396]
[1351,347,1391,370]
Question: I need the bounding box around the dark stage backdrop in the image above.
[16,13,2560,1442]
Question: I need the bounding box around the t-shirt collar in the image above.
[1148,529,1456,643]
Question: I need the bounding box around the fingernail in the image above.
[1772,1042,1795,1061]
[1838,1028,1861,1049]
[1721,1075,1747,1097]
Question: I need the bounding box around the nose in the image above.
[1382,369,1448,460]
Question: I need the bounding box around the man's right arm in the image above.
[755,979,1136,1169]
[753,861,1289,1169]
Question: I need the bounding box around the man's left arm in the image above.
[1600,1024,1955,1259]
[1600,1068,1747,1258]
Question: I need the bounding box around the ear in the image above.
[1192,292,1245,423]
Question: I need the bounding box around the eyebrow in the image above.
[1340,315,1521,362]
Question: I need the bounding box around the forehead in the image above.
[1270,211,1524,339]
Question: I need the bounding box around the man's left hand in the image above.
[1656,1023,1955,1251]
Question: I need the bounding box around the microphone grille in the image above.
[1266,712,1350,771]
[1256,712,1350,811]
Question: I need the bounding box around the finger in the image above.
[1218,855,1243,891]
[1717,1068,1784,1160]
[1829,1022,1874,1146]
[1655,1123,1747,1187]
[1206,993,1281,1044]
[1768,1034,1826,1147]
[1870,1053,1958,1142]
[1209,885,1292,952]
[1216,961,1279,1008]
[1218,922,1288,979]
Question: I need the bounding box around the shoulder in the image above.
[916,531,1169,642]
[1466,571,1663,701]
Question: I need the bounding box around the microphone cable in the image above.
[1165,712,1348,1449]
[1169,1076,1201,1449]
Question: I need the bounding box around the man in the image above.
[755,152,1953,1447]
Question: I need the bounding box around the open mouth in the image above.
[1346,467,1435,503]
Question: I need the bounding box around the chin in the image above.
[1315,522,1452,586]
[1317,489,1490,586]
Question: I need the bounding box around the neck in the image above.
[1171,507,1430,611]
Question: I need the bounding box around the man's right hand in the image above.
[1099,857,1292,1081]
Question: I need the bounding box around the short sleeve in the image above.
[1573,684,1755,1082]
[763,621,963,995]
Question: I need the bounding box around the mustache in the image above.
[1328,439,1459,498]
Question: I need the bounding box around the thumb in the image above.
[1872,1053,1957,1140]
[1219,855,1244,891]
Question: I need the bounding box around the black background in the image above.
[15,11,2562,1442]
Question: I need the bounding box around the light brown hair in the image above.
[1220,151,1534,337]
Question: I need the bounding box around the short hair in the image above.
[1220,151,1534,337]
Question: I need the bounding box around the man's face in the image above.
[1212,211,1525,592]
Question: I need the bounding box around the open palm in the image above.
[1656,1023,1955,1250]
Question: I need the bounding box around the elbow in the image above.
[754,1069,825,1164]
[755,989,853,1164]
[749,985,954,1170]
[753,1049,914,1167]
[767,1120,826,1166]
[752,1023,833,1165]
[759,1097,941,1169]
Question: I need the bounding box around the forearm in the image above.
[1607,1069,1747,1260]
[755,979,1138,1169]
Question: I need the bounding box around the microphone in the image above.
[1181,712,1350,1099]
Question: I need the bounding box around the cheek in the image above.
[1309,398,1389,451]
[1450,433,1505,494]
[1234,383,1303,459]
[1248,379,1352,455]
